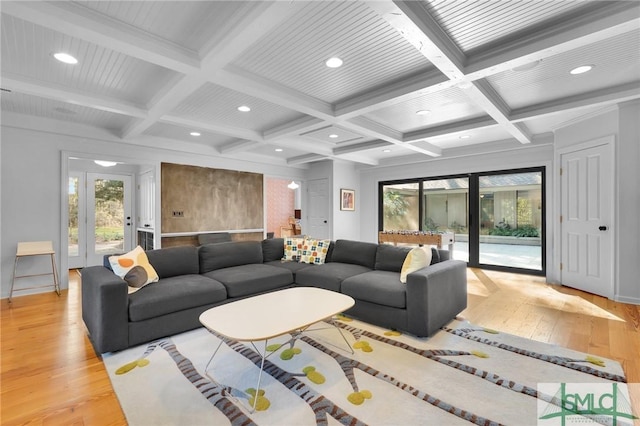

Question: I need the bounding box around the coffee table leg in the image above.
[248,340,268,412]
[204,339,224,374]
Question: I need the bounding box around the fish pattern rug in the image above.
[103,316,635,425]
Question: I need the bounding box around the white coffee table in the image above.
[199,287,355,411]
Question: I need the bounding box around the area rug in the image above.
[103,316,635,425]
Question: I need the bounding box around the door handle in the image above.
[126,223,131,226]
[324,220,328,223]
[599,226,607,231]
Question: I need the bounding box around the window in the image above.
[379,167,545,275]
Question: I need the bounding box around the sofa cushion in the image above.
[203,264,293,298]
[146,246,200,278]
[262,238,285,262]
[341,270,406,309]
[430,247,441,264]
[329,240,378,269]
[295,262,372,292]
[375,244,411,272]
[199,241,263,273]
[128,275,227,322]
[264,260,313,279]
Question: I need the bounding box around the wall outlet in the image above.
[172,211,184,217]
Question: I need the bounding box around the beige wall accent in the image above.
[161,163,263,234]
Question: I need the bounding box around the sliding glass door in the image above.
[379,167,544,275]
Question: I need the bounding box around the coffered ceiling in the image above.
[1,1,639,168]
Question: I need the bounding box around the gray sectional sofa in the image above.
[81,238,467,353]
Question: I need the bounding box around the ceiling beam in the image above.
[333,140,391,155]
[333,69,450,119]
[465,2,640,78]
[1,1,200,74]
[348,117,441,157]
[287,154,328,165]
[263,116,326,141]
[218,140,261,154]
[1,73,148,118]
[160,115,263,141]
[403,116,497,142]
[509,81,640,122]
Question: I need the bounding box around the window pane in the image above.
[381,183,419,231]
[423,177,469,262]
[68,177,79,257]
[94,179,125,254]
[479,171,542,270]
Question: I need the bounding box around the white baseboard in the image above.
[614,295,640,305]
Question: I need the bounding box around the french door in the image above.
[68,172,133,268]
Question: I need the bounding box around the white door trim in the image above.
[555,134,616,298]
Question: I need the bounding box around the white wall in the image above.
[0,121,306,299]
[332,160,360,240]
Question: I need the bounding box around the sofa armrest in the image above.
[405,260,467,337]
[81,266,129,353]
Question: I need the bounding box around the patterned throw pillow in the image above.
[399,246,432,283]
[282,237,305,261]
[109,246,159,293]
[299,239,331,265]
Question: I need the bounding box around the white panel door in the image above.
[308,178,330,239]
[561,142,613,298]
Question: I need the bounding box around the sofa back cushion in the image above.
[262,238,285,262]
[375,244,412,272]
[146,246,199,279]
[199,241,263,273]
[329,239,378,269]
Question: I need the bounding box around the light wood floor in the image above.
[2,268,639,424]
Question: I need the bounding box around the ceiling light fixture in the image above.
[94,160,117,167]
[237,105,251,112]
[53,52,78,64]
[190,132,201,136]
[287,181,299,190]
[275,148,283,152]
[416,110,431,116]
[329,134,339,139]
[325,57,343,68]
[382,149,392,153]
[459,135,471,139]
[570,65,594,75]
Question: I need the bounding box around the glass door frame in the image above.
[378,167,546,276]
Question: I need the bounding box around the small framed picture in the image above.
[340,188,355,211]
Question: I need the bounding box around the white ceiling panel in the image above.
[1,91,132,130]
[231,1,433,104]
[72,1,247,53]
[301,126,366,145]
[488,29,640,110]
[0,14,176,106]
[363,86,487,132]
[170,83,307,132]
[413,125,514,150]
[520,105,610,135]
[423,0,588,53]
[143,122,237,148]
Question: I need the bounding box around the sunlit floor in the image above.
[453,241,542,270]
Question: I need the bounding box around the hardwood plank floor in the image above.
[1,268,639,424]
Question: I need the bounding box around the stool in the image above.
[9,241,61,303]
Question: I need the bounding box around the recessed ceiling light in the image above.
[457,81,473,89]
[459,135,471,139]
[329,134,339,139]
[237,105,251,112]
[325,57,343,68]
[190,132,201,136]
[94,160,117,167]
[53,52,78,64]
[275,148,283,152]
[416,110,431,116]
[570,65,594,75]
[382,149,392,153]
